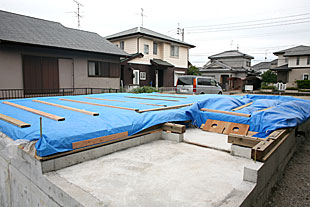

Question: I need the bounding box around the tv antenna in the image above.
[177,23,184,42]
[73,0,83,27]
[136,8,146,27]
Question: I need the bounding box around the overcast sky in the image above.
[1,0,309,66]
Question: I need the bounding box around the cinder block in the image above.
[243,166,258,183]
[231,144,252,159]
[162,131,184,142]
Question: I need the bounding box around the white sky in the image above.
[1,0,310,66]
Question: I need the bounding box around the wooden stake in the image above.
[137,103,193,113]
[0,113,31,128]
[3,101,65,121]
[60,98,139,111]
[33,100,99,116]
[200,108,251,117]
[232,102,253,111]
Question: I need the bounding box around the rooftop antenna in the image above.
[177,23,185,42]
[73,0,83,27]
[237,44,239,51]
[139,8,146,27]
[230,40,233,49]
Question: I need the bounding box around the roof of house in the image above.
[273,45,310,56]
[0,10,128,56]
[271,64,291,71]
[208,50,254,59]
[151,59,174,67]
[252,61,271,70]
[271,59,278,65]
[106,27,195,48]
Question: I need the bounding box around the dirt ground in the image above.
[264,137,310,207]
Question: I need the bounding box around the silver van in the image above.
[176,76,222,95]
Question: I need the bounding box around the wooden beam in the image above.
[3,101,65,121]
[59,98,138,111]
[228,134,261,148]
[202,119,250,136]
[232,102,253,111]
[200,108,251,117]
[33,100,99,116]
[162,123,186,134]
[85,97,166,107]
[256,106,274,112]
[137,103,193,113]
[72,131,129,149]
[0,113,31,128]
[147,94,188,99]
[125,96,180,102]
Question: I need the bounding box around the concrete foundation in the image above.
[0,119,309,207]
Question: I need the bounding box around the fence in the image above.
[0,88,125,100]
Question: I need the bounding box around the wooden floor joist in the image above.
[3,101,65,121]
[137,103,193,113]
[0,113,31,128]
[125,96,180,102]
[232,102,253,111]
[33,100,99,116]
[59,98,138,111]
[256,106,274,112]
[162,123,186,134]
[200,108,251,117]
[228,134,262,148]
[85,97,166,107]
[147,94,188,99]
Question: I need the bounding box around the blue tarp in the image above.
[0,93,309,157]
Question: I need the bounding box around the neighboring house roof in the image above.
[271,59,278,65]
[271,64,291,71]
[106,27,195,48]
[202,60,232,70]
[0,10,128,56]
[252,62,271,70]
[151,59,174,67]
[208,50,254,59]
[121,53,144,63]
[273,45,310,56]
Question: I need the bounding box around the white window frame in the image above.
[140,72,146,80]
[170,45,179,58]
[144,44,149,54]
[133,69,140,85]
[120,41,124,50]
[303,73,309,80]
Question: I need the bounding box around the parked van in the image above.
[176,76,222,95]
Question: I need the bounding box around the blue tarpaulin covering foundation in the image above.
[0,93,310,157]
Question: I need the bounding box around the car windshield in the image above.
[178,77,194,85]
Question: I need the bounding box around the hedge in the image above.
[296,80,310,89]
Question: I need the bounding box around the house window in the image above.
[120,41,124,50]
[140,72,146,80]
[307,56,310,65]
[170,45,179,57]
[303,74,309,80]
[88,61,120,77]
[296,57,300,65]
[153,42,158,55]
[285,57,288,63]
[246,61,251,67]
[144,44,149,54]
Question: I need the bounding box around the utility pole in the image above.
[73,0,83,27]
[177,23,184,42]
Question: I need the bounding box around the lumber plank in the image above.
[85,97,166,107]
[232,102,253,111]
[202,119,250,136]
[262,133,289,161]
[247,131,258,137]
[125,96,180,102]
[60,98,138,111]
[147,94,188,99]
[162,123,186,134]
[3,101,65,121]
[137,103,193,113]
[33,100,99,116]
[0,113,31,128]
[200,108,251,117]
[256,106,273,112]
[228,134,261,148]
[72,131,129,149]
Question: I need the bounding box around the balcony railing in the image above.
[0,88,125,100]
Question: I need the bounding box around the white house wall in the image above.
[59,58,74,88]
[288,56,310,68]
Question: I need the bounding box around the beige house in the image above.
[272,45,310,87]
[200,50,254,90]
[0,10,127,98]
[106,27,195,88]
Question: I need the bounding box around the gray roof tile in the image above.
[0,10,128,56]
[208,50,254,59]
[274,45,310,56]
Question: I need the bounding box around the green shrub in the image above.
[296,80,310,89]
[261,85,275,90]
[131,86,158,93]
[286,87,298,90]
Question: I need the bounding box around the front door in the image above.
[133,69,140,85]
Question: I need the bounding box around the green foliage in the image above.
[187,65,201,75]
[296,80,310,89]
[130,86,158,93]
[261,70,277,83]
[286,87,298,90]
[261,85,275,90]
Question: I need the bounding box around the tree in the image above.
[261,70,277,83]
[187,65,201,75]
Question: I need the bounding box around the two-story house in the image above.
[271,45,310,87]
[106,27,195,89]
[199,50,254,90]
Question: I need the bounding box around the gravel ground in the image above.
[264,138,310,207]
